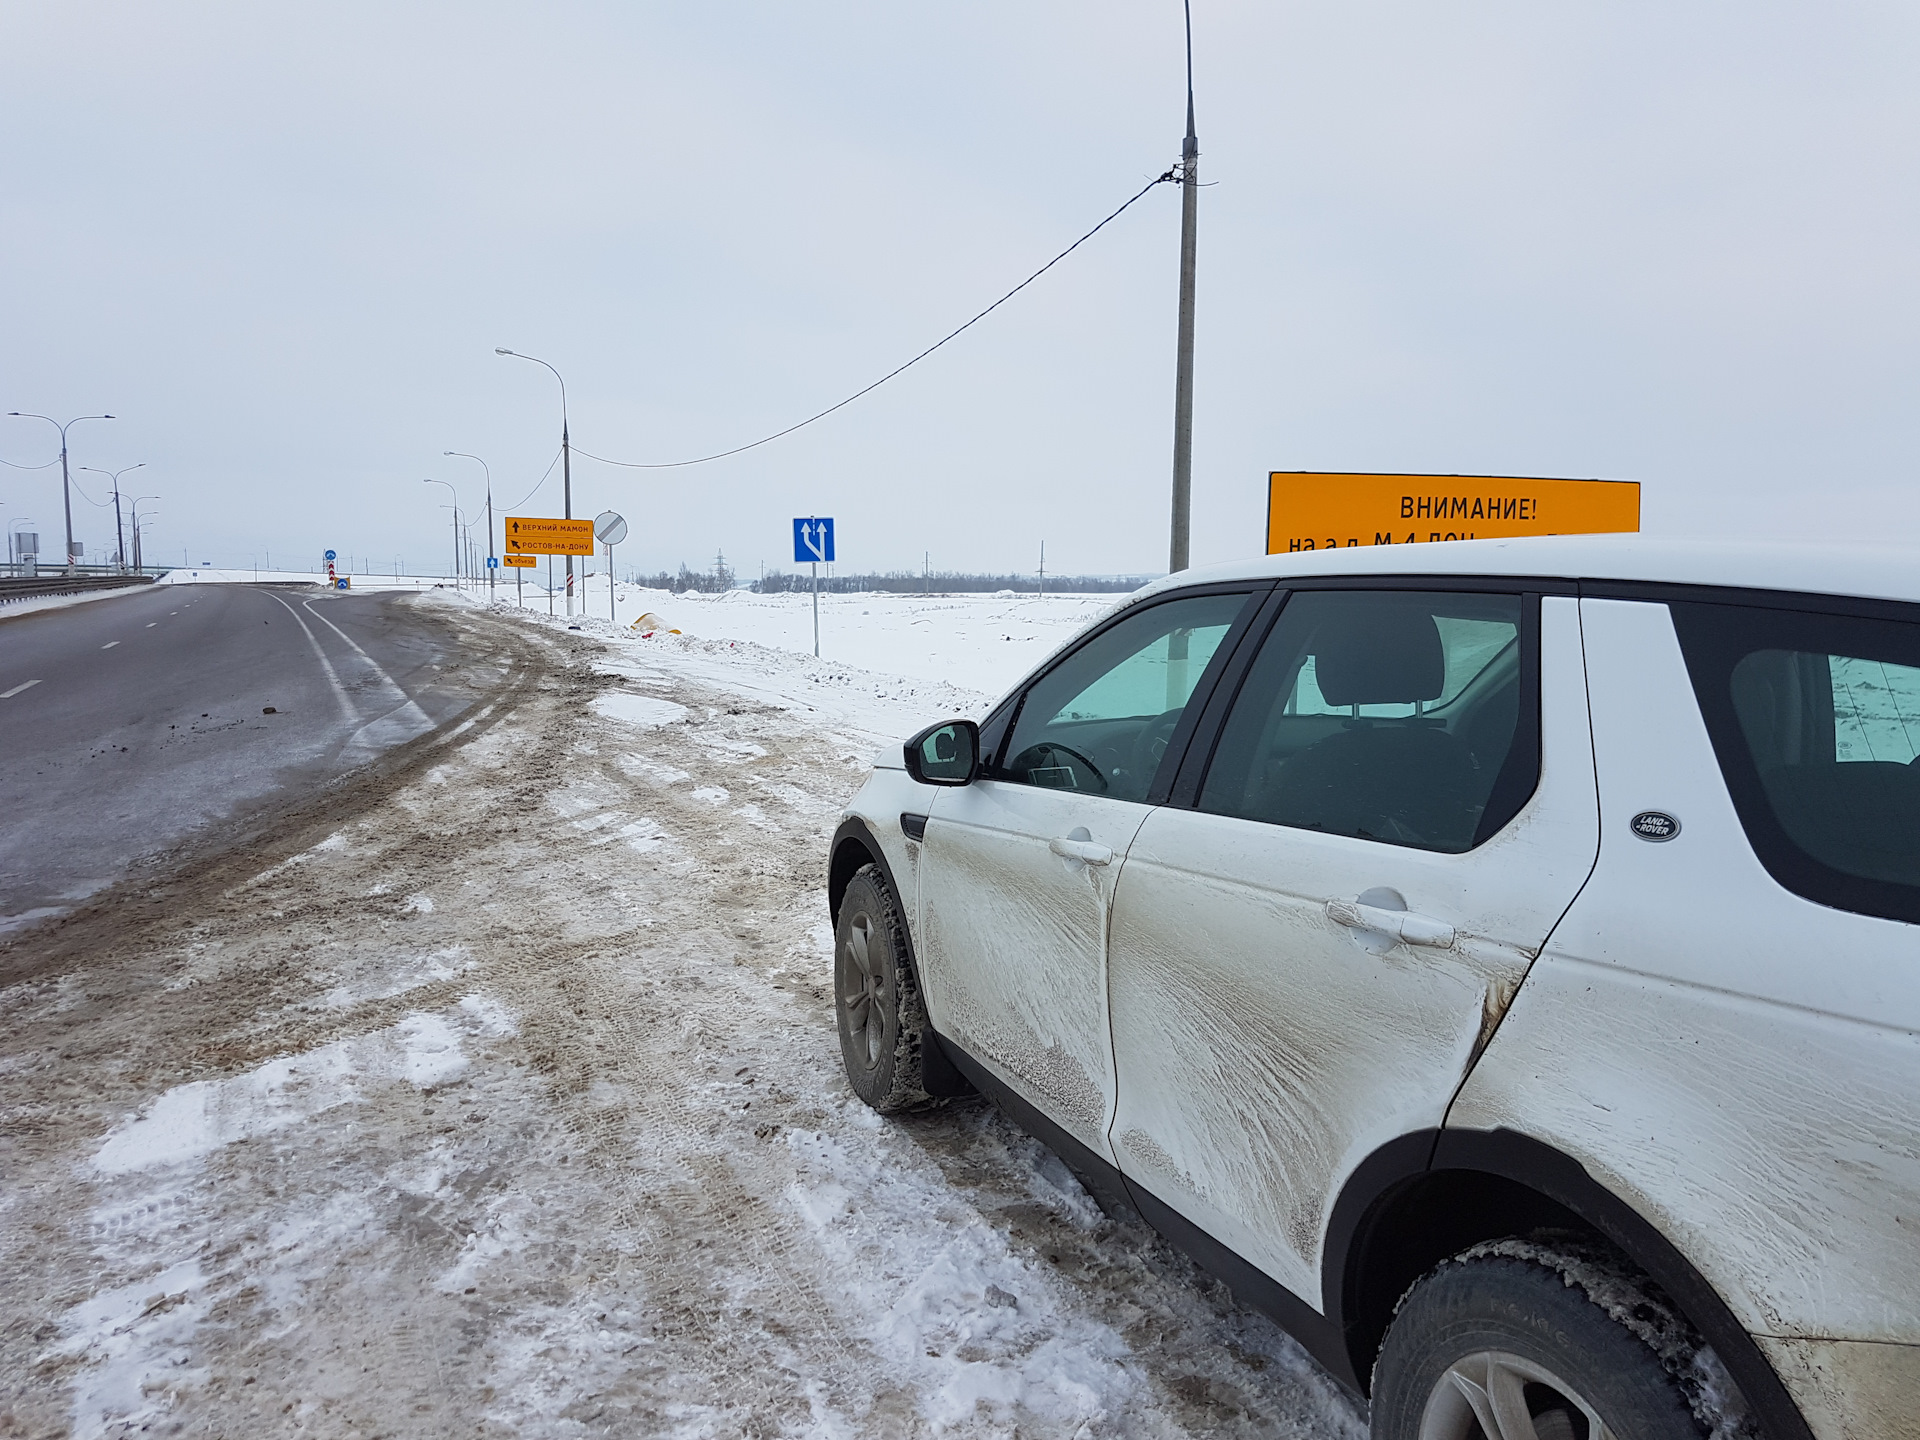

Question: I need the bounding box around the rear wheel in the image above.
[834,865,937,1112]
[1371,1248,1706,1440]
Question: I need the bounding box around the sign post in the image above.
[1266,473,1640,554]
[594,511,628,626]
[793,517,835,658]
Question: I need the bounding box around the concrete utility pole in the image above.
[1167,0,1200,575]
[7,412,113,574]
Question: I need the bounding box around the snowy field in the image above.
[2,587,1363,1439]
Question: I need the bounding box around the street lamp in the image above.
[134,511,159,572]
[443,451,495,598]
[494,348,574,615]
[128,496,160,572]
[77,463,143,571]
[423,478,461,584]
[5,412,114,574]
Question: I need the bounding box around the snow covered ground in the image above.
[1,589,1363,1438]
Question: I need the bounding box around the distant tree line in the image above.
[750,568,1154,595]
[617,555,1155,596]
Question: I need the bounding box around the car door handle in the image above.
[1326,899,1455,948]
[1049,837,1113,865]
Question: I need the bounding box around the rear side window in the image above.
[1673,601,1920,925]
[1197,590,1537,853]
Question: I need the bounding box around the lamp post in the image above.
[444,452,495,599]
[128,497,159,572]
[78,463,143,571]
[495,348,573,616]
[5,412,114,574]
[135,512,159,572]
[422,478,461,584]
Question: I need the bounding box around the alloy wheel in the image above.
[1419,1350,1616,1440]
[837,910,885,1069]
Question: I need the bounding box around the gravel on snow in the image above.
[1,593,1365,1439]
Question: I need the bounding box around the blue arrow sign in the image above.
[792,516,835,564]
[324,549,337,562]
[486,556,499,568]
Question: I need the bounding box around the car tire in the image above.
[834,864,938,1113]
[1371,1246,1706,1440]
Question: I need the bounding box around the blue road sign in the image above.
[324,549,338,562]
[792,517,835,564]
[335,577,350,590]
[486,556,499,569]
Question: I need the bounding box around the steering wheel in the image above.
[1007,742,1108,793]
[1129,708,1185,782]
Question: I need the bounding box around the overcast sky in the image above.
[5,2,1920,580]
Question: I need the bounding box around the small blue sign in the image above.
[792,517,835,564]
[335,578,350,590]
[324,549,338,562]
[486,556,499,569]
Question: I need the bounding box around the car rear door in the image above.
[1104,586,1599,1304]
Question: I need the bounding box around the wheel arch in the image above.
[828,816,892,927]
[826,816,972,1099]
[1327,1127,1813,1440]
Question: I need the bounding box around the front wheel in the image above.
[1371,1247,1708,1440]
[834,864,938,1113]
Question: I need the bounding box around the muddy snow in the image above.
[1,594,1363,1438]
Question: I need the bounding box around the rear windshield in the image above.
[1673,599,1920,925]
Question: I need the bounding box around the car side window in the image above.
[1673,600,1920,924]
[997,593,1247,803]
[1198,590,1534,853]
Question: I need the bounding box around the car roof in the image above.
[1139,534,1920,608]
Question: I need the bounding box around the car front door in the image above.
[916,589,1256,1162]
[1105,588,1599,1302]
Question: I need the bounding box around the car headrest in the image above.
[1310,603,1445,706]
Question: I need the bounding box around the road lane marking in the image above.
[1,680,41,699]
[146,622,157,628]
[101,642,120,649]
[266,591,357,724]
[299,600,434,758]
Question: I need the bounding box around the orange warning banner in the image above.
[1267,472,1640,554]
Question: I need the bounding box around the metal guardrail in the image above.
[0,574,158,606]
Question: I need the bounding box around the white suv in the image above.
[828,537,1918,1440]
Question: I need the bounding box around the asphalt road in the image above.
[0,582,496,934]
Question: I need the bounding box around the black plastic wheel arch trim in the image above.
[1420,1128,1815,1440]
[827,816,971,1098]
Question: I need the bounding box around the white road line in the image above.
[300,600,434,758]
[101,641,120,649]
[146,622,158,628]
[1,680,41,699]
[266,591,358,724]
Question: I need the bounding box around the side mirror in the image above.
[904,719,980,786]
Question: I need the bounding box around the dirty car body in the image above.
[828,536,1920,1440]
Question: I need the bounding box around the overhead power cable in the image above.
[503,444,564,511]
[572,166,1181,471]
[0,455,60,470]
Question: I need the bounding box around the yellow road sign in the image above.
[1267,472,1640,554]
[503,516,595,556]
[502,553,536,569]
